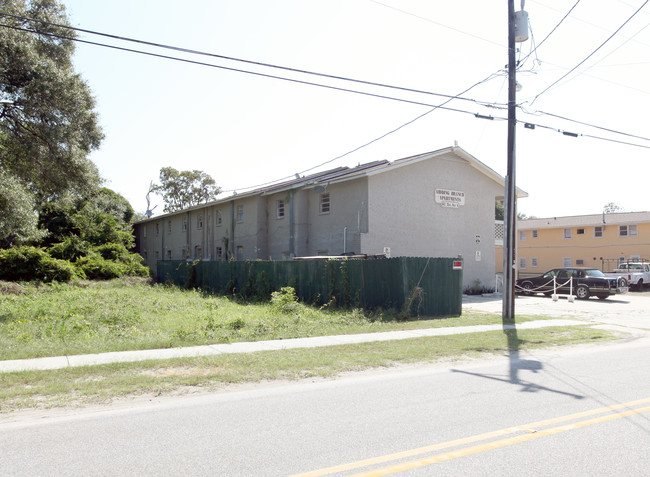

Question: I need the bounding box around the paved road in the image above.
[1,333,649,476]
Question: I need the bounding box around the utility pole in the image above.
[503,0,528,325]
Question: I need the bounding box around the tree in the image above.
[0,167,45,246]
[152,167,221,213]
[495,200,504,220]
[0,0,103,244]
[603,202,623,214]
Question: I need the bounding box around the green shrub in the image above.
[48,236,91,261]
[0,246,78,282]
[76,257,124,280]
[270,286,300,314]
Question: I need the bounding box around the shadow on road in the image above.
[451,325,585,399]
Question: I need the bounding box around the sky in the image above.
[57,0,650,219]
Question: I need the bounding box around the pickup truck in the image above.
[604,262,650,290]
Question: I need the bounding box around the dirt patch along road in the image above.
[462,292,650,332]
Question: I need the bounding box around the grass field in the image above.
[0,278,620,412]
[0,278,551,361]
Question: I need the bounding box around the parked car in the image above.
[516,268,628,300]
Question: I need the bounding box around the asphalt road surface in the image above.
[1,322,649,476]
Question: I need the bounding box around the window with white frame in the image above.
[563,257,572,267]
[216,210,222,226]
[519,258,527,269]
[594,226,603,238]
[619,224,638,237]
[563,228,572,239]
[236,205,244,222]
[320,193,330,214]
[532,229,538,239]
[143,226,147,238]
[277,199,285,219]
[519,230,526,241]
[531,257,538,268]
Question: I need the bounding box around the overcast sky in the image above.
[60,0,650,218]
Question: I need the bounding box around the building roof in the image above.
[137,146,524,223]
[518,211,650,230]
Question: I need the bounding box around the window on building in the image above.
[320,193,330,214]
[619,224,638,237]
[631,255,641,262]
[236,245,244,261]
[182,247,187,259]
[194,246,202,259]
[216,210,222,226]
[564,228,572,239]
[197,215,203,229]
[576,259,584,265]
[577,228,585,235]
[519,230,526,241]
[618,255,626,265]
[563,257,572,267]
[277,200,285,219]
[166,249,172,260]
[182,219,187,232]
[594,226,603,238]
[167,220,172,233]
[236,205,244,223]
[143,226,147,238]
[216,246,223,261]
[532,229,538,239]
[531,258,538,268]
[143,251,148,260]
[519,258,527,269]
[155,251,160,260]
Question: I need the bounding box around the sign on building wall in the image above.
[435,189,465,208]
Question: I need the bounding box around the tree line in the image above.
[0,0,146,281]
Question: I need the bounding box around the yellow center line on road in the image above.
[291,397,650,477]
[351,405,650,477]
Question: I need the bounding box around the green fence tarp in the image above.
[156,257,462,317]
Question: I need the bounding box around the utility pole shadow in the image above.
[451,325,585,399]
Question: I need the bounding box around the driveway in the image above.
[462,291,650,331]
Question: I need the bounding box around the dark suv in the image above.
[516,268,628,300]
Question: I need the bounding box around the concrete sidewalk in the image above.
[0,319,585,373]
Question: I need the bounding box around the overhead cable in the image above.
[0,11,499,109]
[531,0,649,103]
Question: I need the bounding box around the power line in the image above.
[222,71,506,193]
[1,21,507,117]
[531,0,649,103]
[519,0,582,68]
[0,11,499,109]
[520,108,650,143]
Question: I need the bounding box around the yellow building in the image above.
[512,211,650,277]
